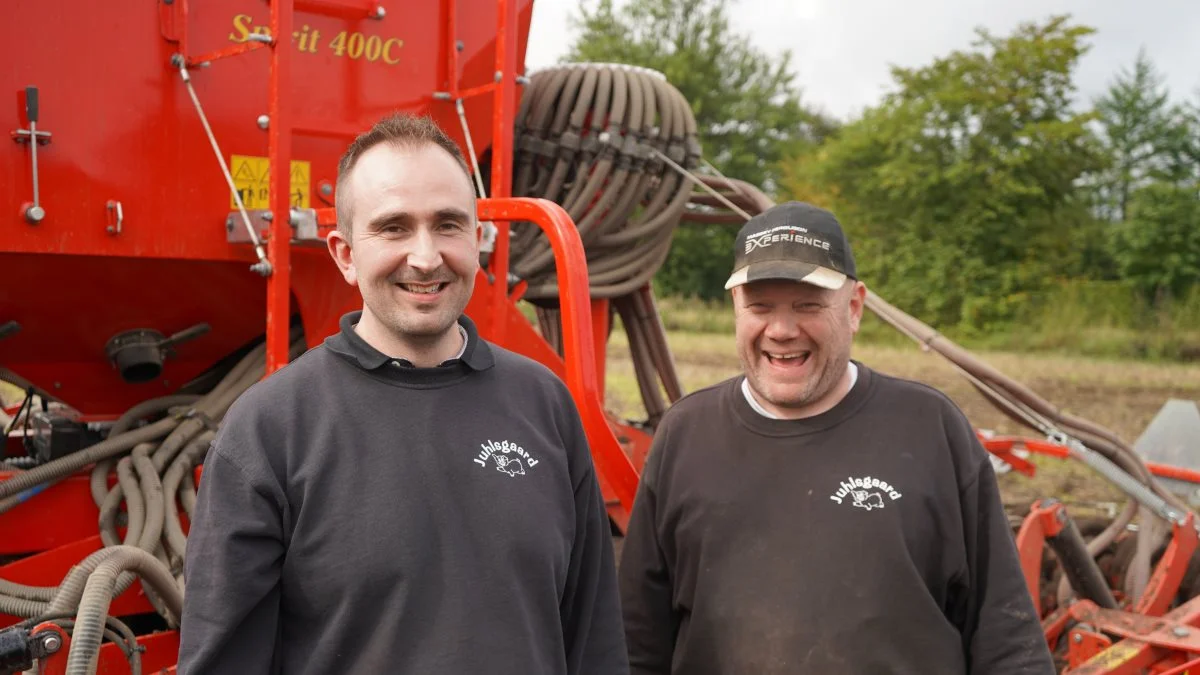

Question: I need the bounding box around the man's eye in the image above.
[439,221,463,231]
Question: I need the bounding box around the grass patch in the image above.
[603,319,1200,512]
[649,282,1200,362]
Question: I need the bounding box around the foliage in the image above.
[784,16,1105,330]
[568,0,836,299]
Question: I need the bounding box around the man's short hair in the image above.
[335,113,475,232]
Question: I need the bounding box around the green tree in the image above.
[785,16,1104,329]
[1092,50,1179,222]
[1091,52,1200,300]
[1111,182,1200,299]
[567,0,835,299]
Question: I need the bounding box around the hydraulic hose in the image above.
[92,394,201,508]
[162,431,215,562]
[1045,507,1119,609]
[511,63,698,419]
[66,546,181,675]
[0,334,300,624]
[512,63,699,301]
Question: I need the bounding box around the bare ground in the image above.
[603,331,1200,514]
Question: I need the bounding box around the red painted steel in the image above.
[28,621,180,674]
[1133,514,1199,618]
[266,0,296,374]
[0,535,156,629]
[477,198,638,525]
[982,436,1200,486]
[30,623,69,675]
[1,0,535,414]
[488,0,519,347]
[1015,499,1067,617]
[1067,596,1200,674]
[0,474,99,555]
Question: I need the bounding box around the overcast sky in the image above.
[526,0,1200,121]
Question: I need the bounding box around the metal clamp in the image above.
[11,86,51,224]
[226,208,324,245]
[106,200,124,235]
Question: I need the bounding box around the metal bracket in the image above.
[11,86,50,224]
[105,200,124,235]
[226,208,324,245]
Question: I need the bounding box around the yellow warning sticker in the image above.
[229,155,311,210]
[1082,642,1140,669]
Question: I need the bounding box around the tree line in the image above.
[567,0,1200,333]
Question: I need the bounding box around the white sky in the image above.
[526,0,1200,120]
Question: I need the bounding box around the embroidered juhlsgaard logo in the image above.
[474,439,538,478]
[829,475,902,510]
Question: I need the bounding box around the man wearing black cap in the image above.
[618,202,1054,674]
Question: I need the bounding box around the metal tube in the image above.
[177,64,270,269]
[1058,433,1190,528]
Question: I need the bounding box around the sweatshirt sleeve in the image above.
[617,429,677,675]
[957,446,1056,674]
[178,442,286,675]
[559,407,630,675]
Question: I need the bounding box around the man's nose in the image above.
[407,228,443,272]
[762,313,800,342]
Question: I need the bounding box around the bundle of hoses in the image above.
[511,63,701,423]
[511,63,700,300]
[0,335,305,674]
[693,185,1200,608]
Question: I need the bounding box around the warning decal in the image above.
[230,155,311,209]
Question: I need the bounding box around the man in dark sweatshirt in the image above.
[178,114,628,674]
[618,202,1055,674]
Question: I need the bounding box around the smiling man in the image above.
[179,114,628,675]
[617,202,1054,674]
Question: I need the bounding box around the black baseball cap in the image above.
[724,201,857,291]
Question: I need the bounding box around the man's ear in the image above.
[326,227,358,287]
[848,280,867,333]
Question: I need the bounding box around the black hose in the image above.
[1044,505,1119,609]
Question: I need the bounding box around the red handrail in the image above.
[478,197,639,526]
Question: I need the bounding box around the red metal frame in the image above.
[1014,503,1200,673]
[3,0,534,415]
[488,0,519,347]
[1017,499,1067,617]
[478,198,638,524]
[1133,514,1199,618]
[982,436,1200,486]
[29,620,182,674]
[1067,596,1200,674]
[265,0,295,374]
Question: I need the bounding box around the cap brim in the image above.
[724,260,848,291]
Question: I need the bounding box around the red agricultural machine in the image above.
[2,1,1199,673]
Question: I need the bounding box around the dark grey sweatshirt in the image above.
[179,312,628,675]
[618,364,1055,674]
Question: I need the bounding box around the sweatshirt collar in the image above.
[730,360,875,437]
[324,310,495,378]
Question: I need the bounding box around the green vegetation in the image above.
[568,2,1200,355]
[648,280,1200,361]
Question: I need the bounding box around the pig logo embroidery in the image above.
[830,475,901,510]
[850,490,885,511]
[493,455,525,477]
[474,439,538,478]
